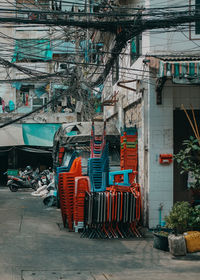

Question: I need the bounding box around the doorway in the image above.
[0,151,8,185]
[173,109,200,202]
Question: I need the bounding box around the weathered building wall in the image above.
[0,1,16,104]
[147,79,173,228]
[147,79,200,227]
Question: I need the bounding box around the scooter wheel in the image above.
[32,183,38,191]
[9,185,18,192]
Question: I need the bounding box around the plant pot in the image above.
[153,232,169,251]
[168,234,187,256]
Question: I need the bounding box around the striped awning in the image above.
[147,56,200,78]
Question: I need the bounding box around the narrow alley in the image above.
[0,187,199,280]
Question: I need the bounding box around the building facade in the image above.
[102,0,200,227]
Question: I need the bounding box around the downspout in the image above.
[118,95,124,132]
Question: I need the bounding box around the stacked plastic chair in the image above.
[120,126,138,171]
[90,121,106,158]
[81,184,141,239]
[56,151,78,209]
[58,157,82,230]
[56,151,78,186]
[58,147,65,165]
[74,176,90,232]
[88,122,109,192]
[81,126,141,239]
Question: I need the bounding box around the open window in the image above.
[130,35,142,65]
[112,57,119,85]
[195,0,200,34]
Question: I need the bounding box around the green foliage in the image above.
[165,202,200,234]
[174,136,200,189]
[157,231,170,237]
[165,202,192,234]
[188,205,200,229]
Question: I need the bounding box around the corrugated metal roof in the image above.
[149,55,200,62]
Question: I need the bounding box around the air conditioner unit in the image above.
[75,101,83,113]
[54,62,67,73]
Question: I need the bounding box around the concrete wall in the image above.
[148,79,173,228]
[0,1,16,104]
[147,0,198,54]
[173,85,200,110]
[147,79,200,228]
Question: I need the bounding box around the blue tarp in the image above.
[12,82,22,90]
[12,39,52,62]
[35,84,48,97]
[22,124,61,147]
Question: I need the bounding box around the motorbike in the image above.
[6,166,38,192]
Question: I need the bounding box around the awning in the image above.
[52,40,76,54]
[35,83,48,97]
[0,123,60,147]
[53,84,68,90]
[54,122,119,146]
[147,56,200,78]
[22,124,61,147]
[16,147,52,154]
[0,124,24,147]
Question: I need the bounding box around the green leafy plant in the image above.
[188,205,200,230]
[165,202,192,234]
[174,136,200,189]
[157,231,170,237]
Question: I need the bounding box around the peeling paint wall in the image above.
[0,1,16,105]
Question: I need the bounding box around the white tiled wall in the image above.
[173,85,200,109]
[148,80,173,228]
[147,81,200,228]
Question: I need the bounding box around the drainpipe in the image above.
[118,96,124,132]
[158,203,164,226]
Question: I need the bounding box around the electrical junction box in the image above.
[159,154,173,165]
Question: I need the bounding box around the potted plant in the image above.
[153,229,171,251]
[165,201,193,256]
[165,201,192,235]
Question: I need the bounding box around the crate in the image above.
[7,169,18,176]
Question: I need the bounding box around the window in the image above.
[89,43,103,64]
[16,0,49,7]
[12,39,52,62]
[195,0,200,34]
[16,0,35,4]
[130,35,141,65]
[112,57,119,85]
[16,0,49,18]
[32,97,48,110]
[18,85,35,107]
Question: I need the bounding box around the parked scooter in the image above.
[7,166,38,192]
[31,169,57,207]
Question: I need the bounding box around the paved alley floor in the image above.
[0,187,199,280]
